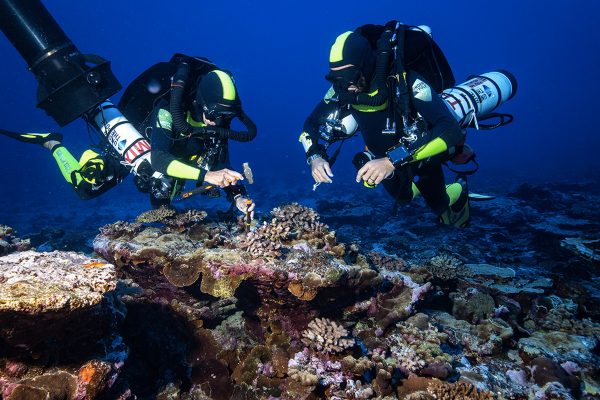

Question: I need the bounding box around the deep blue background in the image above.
[0,0,599,231]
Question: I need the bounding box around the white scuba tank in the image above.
[441,70,517,128]
[88,101,162,178]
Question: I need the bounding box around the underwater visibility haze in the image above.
[0,1,599,399]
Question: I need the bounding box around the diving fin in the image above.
[0,129,63,145]
[468,192,496,201]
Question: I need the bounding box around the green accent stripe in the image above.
[330,31,352,63]
[22,133,51,139]
[412,137,448,161]
[352,90,388,112]
[186,112,207,128]
[213,70,236,101]
[411,182,421,199]
[166,160,201,180]
[52,146,82,184]
[79,149,100,166]
[446,182,463,206]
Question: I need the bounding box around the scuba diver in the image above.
[0,55,259,218]
[299,22,516,227]
[133,55,258,215]
[0,128,132,199]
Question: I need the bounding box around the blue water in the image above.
[0,0,599,235]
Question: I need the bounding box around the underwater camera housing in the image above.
[0,0,121,126]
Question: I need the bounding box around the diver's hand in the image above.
[356,158,395,186]
[311,157,334,184]
[235,195,255,220]
[204,169,244,188]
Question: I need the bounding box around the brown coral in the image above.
[99,220,142,238]
[427,381,496,400]
[368,252,409,272]
[136,206,177,223]
[301,317,354,354]
[425,254,473,280]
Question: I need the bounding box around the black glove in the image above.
[336,92,358,107]
[377,30,395,53]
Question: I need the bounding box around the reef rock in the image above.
[0,225,31,256]
[0,250,117,351]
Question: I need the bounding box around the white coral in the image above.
[301,317,354,354]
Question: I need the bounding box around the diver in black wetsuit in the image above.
[300,24,470,227]
[147,67,257,216]
[0,128,130,200]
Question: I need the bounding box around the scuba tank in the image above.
[441,70,517,129]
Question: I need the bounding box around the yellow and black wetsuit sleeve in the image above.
[150,107,207,182]
[299,96,337,160]
[407,71,463,163]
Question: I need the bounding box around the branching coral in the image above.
[301,318,354,354]
[271,203,326,240]
[237,221,288,258]
[427,381,496,400]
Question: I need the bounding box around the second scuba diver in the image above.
[300,22,471,227]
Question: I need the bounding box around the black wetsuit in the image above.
[303,71,464,215]
[148,102,246,204]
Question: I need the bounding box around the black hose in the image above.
[170,62,192,135]
[354,50,390,106]
[191,111,257,142]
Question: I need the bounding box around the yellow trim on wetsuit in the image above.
[351,89,388,112]
[445,182,463,206]
[186,112,207,128]
[52,146,82,185]
[412,137,448,161]
[166,160,201,180]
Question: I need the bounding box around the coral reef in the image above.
[0,225,31,255]
[3,179,600,400]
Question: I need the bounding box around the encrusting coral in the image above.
[301,317,354,354]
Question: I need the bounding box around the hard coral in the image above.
[301,318,354,354]
[387,320,452,377]
[99,221,142,238]
[426,254,473,280]
[136,206,177,223]
[271,202,326,240]
[427,381,496,400]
